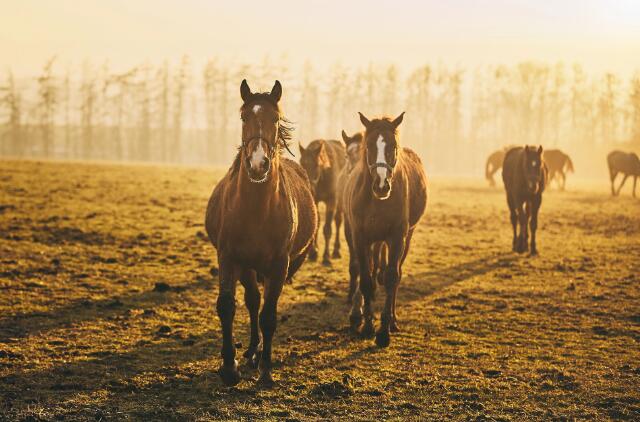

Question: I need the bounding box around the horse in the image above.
[299,138,346,264]
[342,112,427,347]
[485,145,517,186]
[485,149,506,187]
[502,145,548,255]
[607,150,640,197]
[543,149,574,190]
[205,80,317,386]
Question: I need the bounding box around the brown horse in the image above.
[543,149,574,190]
[485,145,518,186]
[299,139,346,264]
[343,112,427,347]
[607,150,640,197]
[485,149,506,186]
[502,146,547,255]
[336,130,364,301]
[205,80,317,386]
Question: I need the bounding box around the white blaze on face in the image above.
[376,134,387,188]
[252,104,261,114]
[250,142,266,170]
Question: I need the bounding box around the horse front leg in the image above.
[507,194,517,251]
[344,220,359,306]
[216,257,240,386]
[516,203,528,254]
[530,195,542,255]
[376,234,405,348]
[633,176,637,198]
[332,209,343,259]
[239,269,261,368]
[322,202,335,265]
[354,234,375,337]
[257,261,287,386]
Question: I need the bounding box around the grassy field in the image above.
[0,159,639,421]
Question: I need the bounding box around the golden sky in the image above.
[1,0,639,75]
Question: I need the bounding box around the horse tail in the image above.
[565,155,575,173]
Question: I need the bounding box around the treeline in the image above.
[1,56,639,175]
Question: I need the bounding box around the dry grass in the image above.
[0,159,639,421]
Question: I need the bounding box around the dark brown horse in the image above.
[607,150,640,197]
[299,139,346,264]
[205,80,317,386]
[543,149,574,190]
[502,146,547,255]
[343,112,427,347]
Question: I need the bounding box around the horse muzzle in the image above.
[246,156,271,183]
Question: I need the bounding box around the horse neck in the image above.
[236,154,281,206]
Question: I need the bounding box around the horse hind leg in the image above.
[609,170,618,196]
[516,203,529,254]
[322,204,335,265]
[507,195,518,251]
[240,269,261,368]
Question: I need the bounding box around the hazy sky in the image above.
[1,0,639,76]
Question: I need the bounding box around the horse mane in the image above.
[230,94,294,176]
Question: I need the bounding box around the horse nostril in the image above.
[263,156,271,170]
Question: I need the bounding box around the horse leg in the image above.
[308,202,319,261]
[216,257,240,386]
[257,261,287,386]
[617,174,629,196]
[610,171,618,196]
[239,269,260,368]
[391,229,414,333]
[322,202,335,265]
[345,220,359,306]
[355,234,375,337]
[376,234,405,348]
[332,209,342,259]
[633,176,637,198]
[530,195,542,256]
[516,203,528,254]
[561,171,566,191]
[507,194,517,251]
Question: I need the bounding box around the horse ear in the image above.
[391,112,405,128]
[359,112,371,129]
[240,79,251,103]
[537,145,543,154]
[270,80,282,103]
[341,130,349,144]
[298,142,305,155]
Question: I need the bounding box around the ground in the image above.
[0,159,639,421]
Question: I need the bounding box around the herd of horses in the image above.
[486,145,640,197]
[204,80,640,386]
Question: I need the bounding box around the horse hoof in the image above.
[218,361,241,386]
[390,321,401,333]
[322,257,331,266]
[349,313,362,333]
[530,249,538,257]
[332,250,341,259]
[361,320,375,338]
[375,330,391,348]
[257,370,275,388]
[308,250,318,261]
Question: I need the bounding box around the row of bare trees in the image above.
[1,57,639,174]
